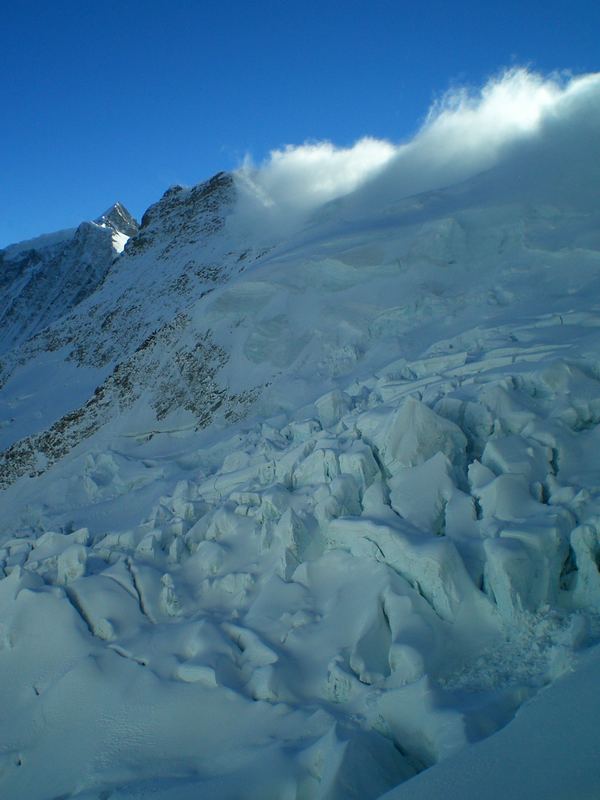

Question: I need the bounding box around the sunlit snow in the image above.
[1,69,600,799]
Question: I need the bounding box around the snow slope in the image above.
[0,203,138,357]
[380,641,600,800]
[1,70,600,798]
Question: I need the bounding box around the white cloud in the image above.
[423,68,562,148]
[232,68,600,240]
[239,138,395,210]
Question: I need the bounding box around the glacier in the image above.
[1,70,600,799]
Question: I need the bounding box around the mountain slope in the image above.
[0,175,267,475]
[0,202,138,357]
[1,71,600,799]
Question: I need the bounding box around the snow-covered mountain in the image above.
[1,70,600,799]
[0,202,138,358]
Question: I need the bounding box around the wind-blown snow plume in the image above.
[238,138,396,212]
[234,68,600,237]
[233,137,396,239]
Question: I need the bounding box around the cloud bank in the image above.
[233,68,600,238]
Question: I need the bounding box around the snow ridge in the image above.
[0,204,138,357]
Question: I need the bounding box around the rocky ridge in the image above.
[0,172,273,487]
[0,202,138,357]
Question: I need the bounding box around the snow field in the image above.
[2,77,600,795]
[2,311,600,797]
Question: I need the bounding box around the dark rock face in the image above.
[95,202,139,237]
[128,172,235,259]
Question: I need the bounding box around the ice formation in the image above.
[1,70,600,798]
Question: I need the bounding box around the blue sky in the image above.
[1,0,599,247]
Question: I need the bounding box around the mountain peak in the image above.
[95,201,139,237]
